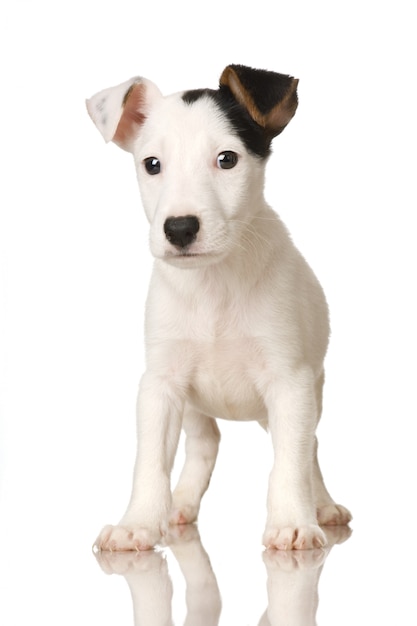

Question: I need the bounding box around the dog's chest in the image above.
[187,338,267,421]
[147,267,276,421]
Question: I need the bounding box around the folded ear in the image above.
[86,77,162,151]
[219,64,298,138]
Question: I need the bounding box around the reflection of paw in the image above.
[95,548,164,575]
[263,524,327,551]
[317,504,352,526]
[263,545,327,571]
[93,524,162,552]
[165,522,200,545]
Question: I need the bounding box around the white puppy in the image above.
[87,64,351,551]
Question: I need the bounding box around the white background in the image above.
[1,1,416,624]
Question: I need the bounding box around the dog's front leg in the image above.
[94,372,184,551]
[263,369,327,551]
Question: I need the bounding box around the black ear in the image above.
[219,65,298,138]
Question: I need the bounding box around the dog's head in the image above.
[87,65,298,268]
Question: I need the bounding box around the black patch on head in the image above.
[182,89,212,105]
[182,87,271,158]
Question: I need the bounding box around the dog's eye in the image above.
[144,157,161,175]
[217,151,238,170]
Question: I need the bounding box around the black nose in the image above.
[164,215,200,248]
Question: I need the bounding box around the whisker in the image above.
[227,218,275,255]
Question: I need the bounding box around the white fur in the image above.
[87,74,351,551]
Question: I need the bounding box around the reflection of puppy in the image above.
[87,65,351,551]
[262,526,352,626]
[95,525,221,626]
[166,525,222,625]
[96,550,172,625]
[95,526,351,625]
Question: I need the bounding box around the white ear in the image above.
[86,76,162,151]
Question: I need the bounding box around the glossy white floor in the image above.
[1,410,415,625]
[1,1,416,624]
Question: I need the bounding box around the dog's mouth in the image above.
[165,247,200,258]
[164,250,206,262]
[162,248,221,268]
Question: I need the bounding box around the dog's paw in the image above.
[263,524,327,551]
[317,503,352,526]
[93,524,162,552]
[169,504,199,526]
[322,524,352,547]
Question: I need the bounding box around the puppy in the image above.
[87,64,351,551]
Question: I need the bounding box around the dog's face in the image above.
[87,65,299,268]
[134,92,267,267]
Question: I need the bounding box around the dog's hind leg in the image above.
[313,373,352,526]
[170,407,220,525]
[314,439,352,526]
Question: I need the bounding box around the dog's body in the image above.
[87,65,351,551]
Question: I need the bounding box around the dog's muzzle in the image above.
[164,215,200,249]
